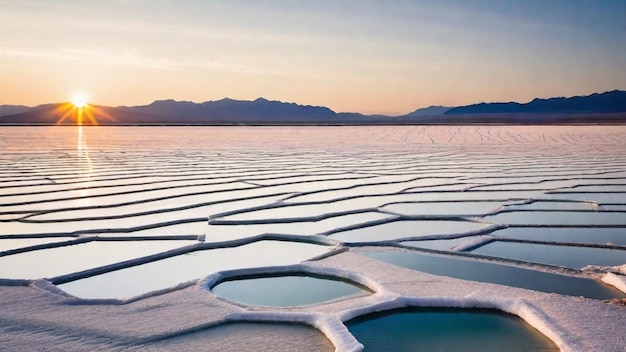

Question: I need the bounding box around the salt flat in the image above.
[1,125,625,351]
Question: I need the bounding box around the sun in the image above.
[55,93,116,125]
[71,93,89,108]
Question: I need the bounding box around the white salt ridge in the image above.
[449,235,496,251]
[201,263,384,298]
[205,262,601,351]
[602,273,626,294]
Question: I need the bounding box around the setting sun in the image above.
[71,93,89,108]
[53,93,116,125]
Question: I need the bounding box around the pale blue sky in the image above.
[1,0,624,114]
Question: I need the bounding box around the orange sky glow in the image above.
[1,1,625,115]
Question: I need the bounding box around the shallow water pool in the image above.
[470,241,626,269]
[357,249,625,299]
[211,274,371,307]
[347,308,559,352]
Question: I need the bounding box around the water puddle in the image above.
[210,274,371,307]
[470,241,626,269]
[554,185,626,193]
[381,201,506,216]
[346,308,559,352]
[490,227,626,245]
[482,211,626,226]
[329,220,489,243]
[0,240,198,280]
[502,201,595,211]
[357,249,624,299]
[542,192,626,204]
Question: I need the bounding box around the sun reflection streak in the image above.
[76,126,93,170]
[76,126,94,201]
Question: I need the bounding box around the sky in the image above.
[1,0,625,115]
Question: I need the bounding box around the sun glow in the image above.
[71,93,89,108]
[53,93,116,125]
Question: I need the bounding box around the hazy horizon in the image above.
[1,0,625,115]
[2,88,626,118]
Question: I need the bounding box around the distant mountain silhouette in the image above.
[0,103,160,125]
[405,105,451,116]
[0,105,31,116]
[446,90,626,115]
[118,97,338,123]
[2,91,626,125]
[0,98,342,125]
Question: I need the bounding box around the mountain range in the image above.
[1,90,626,125]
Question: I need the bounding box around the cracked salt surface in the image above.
[2,126,626,351]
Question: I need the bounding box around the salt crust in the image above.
[449,234,496,251]
[3,125,626,351]
[200,261,581,352]
[4,251,623,351]
[602,273,626,294]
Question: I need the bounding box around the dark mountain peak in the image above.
[0,104,32,116]
[602,89,625,96]
[214,97,240,103]
[405,105,451,117]
[144,99,197,107]
[110,96,339,123]
[446,90,626,115]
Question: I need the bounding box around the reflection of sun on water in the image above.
[77,126,93,199]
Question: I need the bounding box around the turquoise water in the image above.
[211,274,371,307]
[347,308,559,352]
